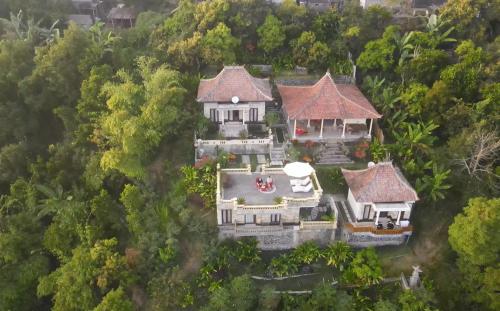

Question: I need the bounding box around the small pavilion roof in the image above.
[342,162,419,203]
[108,6,137,20]
[197,66,273,103]
[277,72,381,120]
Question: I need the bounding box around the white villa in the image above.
[338,162,419,246]
[197,66,273,138]
[216,164,337,250]
[277,72,382,142]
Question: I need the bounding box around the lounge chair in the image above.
[292,183,313,193]
[290,177,311,186]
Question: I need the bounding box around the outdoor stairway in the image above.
[270,147,286,166]
[316,143,353,165]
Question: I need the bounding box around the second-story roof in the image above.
[342,162,419,203]
[277,72,381,120]
[197,66,273,103]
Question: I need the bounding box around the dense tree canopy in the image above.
[0,0,497,310]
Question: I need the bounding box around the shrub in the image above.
[270,254,299,277]
[237,197,246,205]
[233,238,261,264]
[322,242,353,269]
[265,112,280,127]
[292,241,321,265]
[274,196,283,204]
[342,247,383,287]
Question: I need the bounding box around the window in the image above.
[249,108,258,122]
[209,109,218,122]
[363,204,372,219]
[221,209,232,224]
[270,214,280,224]
[244,214,256,224]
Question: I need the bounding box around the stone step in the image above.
[270,160,283,166]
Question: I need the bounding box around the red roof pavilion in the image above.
[277,72,381,120]
[342,162,419,203]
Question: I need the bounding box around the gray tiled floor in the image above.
[257,154,267,164]
[222,173,313,205]
[241,155,250,164]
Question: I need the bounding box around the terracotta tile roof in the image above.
[342,162,419,203]
[277,72,381,120]
[197,66,273,102]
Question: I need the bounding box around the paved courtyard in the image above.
[221,173,313,205]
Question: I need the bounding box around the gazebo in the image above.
[277,72,381,141]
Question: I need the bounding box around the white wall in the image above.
[217,206,302,225]
[347,189,364,220]
[203,102,266,121]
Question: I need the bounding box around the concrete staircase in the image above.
[316,143,353,165]
[270,147,286,166]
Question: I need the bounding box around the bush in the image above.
[269,254,299,277]
[292,241,321,265]
[265,112,280,127]
[322,242,353,269]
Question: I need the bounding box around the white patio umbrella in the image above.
[283,162,314,178]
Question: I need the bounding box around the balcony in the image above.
[344,222,412,235]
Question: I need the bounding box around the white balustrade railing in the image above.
[299,220,337,230]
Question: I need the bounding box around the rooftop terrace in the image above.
[221,172,315,205]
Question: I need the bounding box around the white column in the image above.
[396,210,402,225]
[319,119,324,138]
[368,119,373,136]
[293,119,297,139]
[334,119,337,127]
[307,119,311,128]
[375,210,380,225]
[220,109,224,125]
[342,121,346,138]
[242,109,245,123]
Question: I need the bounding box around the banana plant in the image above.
[426,14,456,48]
[0,10,60,44]
[416,163,451,202]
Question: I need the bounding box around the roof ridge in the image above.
[289,74,331,118]
[393,166,419,200]
[244,69,273,101]
[332,79,381,118]
[200,66,272,102]
[200,67,227,101]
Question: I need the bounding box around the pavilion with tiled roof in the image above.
[277,72,381,140]
[341,162,418,226]
[197,66,272,103]
[197,66,272,137]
